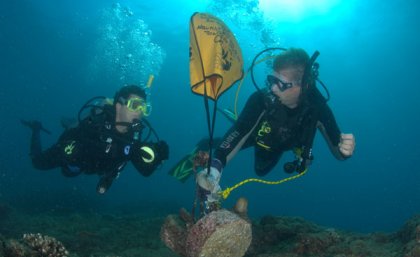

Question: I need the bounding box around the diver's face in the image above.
[270,68,302,109]
[116,94,143,125]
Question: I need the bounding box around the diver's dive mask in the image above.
[266,75,299,92]
[119,97,151,116]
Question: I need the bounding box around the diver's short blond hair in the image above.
[273,48,310,82]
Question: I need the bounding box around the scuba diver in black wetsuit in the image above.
[196,48,356,204]
[22,85,169,194]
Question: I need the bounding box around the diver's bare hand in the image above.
[339,133,355,157]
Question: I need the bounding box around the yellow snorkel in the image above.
[141,74,155,116]
[146,74,154,88]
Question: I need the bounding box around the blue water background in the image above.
[0,0,419,233]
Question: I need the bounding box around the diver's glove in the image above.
[96,175,114,194]
[139,140,169,164]
[196,159,223,203]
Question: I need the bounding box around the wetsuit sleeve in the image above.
[96,162,127,193]
[317,103,347,160]
[131,140,169,176]
[214,92,266,166]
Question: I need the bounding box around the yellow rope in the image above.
[220,168,307,200]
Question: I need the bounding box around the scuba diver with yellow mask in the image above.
[196,48,355,206]
[22,85,169,194]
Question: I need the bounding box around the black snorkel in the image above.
[302,50,320,90]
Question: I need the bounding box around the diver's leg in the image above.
[31,144,62,170]
[30,125,42,157]
[254,147,282,176]
[21,120,43,157]
[23,120,61,170]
